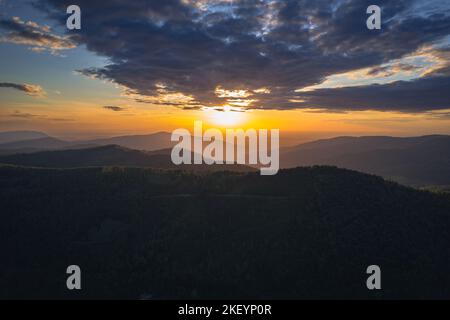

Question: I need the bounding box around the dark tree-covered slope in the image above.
[0,165,449,299]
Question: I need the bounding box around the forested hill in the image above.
[1,165,449,299]
[0,144,164,168]
[0,145,254,172]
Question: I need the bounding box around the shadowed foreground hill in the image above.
[0,165,449,299]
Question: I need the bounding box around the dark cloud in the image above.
[294,75,450,112]
[0,16,75,53]
[0,82,46,97]
[35,0,450,112]
[182,106,202,110]
[103,105,126,112]
[367,63,422,77]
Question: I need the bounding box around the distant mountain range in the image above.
[0,144,254,172]
[0,131,49,144]
[84,132,174,151]
[1,131,449,186]
[0,137,71,150]
[0,131,175,154]
[280,135,450,186]
[0,136,98,156]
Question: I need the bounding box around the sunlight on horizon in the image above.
[205,106,249,127]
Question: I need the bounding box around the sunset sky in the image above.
[1,0,450,142]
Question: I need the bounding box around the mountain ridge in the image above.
[0,131,49,144]
[1,131,449,185]
[0,144,255,172]
[280,135,450,186]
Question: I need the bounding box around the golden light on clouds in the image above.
[215,86,251,98]
[213,86,272,109]
[296,46,450,93]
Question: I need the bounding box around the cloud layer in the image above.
[0,82,46,97]
[0,16,75,54]
[103,105,126,112]
[30,0,450,111]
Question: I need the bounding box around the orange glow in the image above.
[2,97,450,142]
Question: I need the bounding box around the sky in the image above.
[0,0,450,142]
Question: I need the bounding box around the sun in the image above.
[208,105,248,127]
